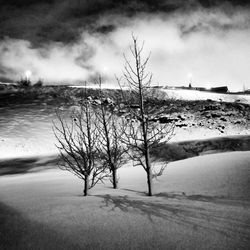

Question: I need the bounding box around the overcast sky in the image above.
[0,0,250,91]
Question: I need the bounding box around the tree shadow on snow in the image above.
[97,194,250,244]
[97,194,202,224]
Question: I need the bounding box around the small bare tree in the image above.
[118,36,174,196]
[94,77,127,189]
[53,100,108,196]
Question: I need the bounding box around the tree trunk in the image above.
[145,147,153,196]
[112,168,118,189]
[84,175,89,196]
[147,168,153,196]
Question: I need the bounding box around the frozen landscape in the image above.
[1,0,250,249]
[0,151,250,250]
[0,85,250,249]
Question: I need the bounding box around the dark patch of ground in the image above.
[1,135,250,176]
[0,202,79,250]
[151,135,250,162]
[0,155,58,176]
[0,85,124,107]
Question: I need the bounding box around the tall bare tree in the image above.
[118,36,174,196]
[94,77,126,189]
[53,100,108,196]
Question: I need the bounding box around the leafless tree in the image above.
[118,35,175,196]
[94,77,127,189]
[53,100,109,196]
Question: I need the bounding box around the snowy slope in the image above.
[0,151,250,249]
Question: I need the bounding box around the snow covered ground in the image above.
[0,86,249,249]
[163,89,250,104]
[72,85,250,104]
[0,151,249,249]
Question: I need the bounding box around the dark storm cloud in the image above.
[179,9,250,36]
[1,0,250,44]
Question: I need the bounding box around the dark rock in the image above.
[129,104,140,109]
[176,122,188,127]
[234,120,242,124]
[220,117,227,122]
[177,114,185,121]
[102,97,114,105]
[159,116,176,124]
[203,105,220,111]
[200,111,211,117]
[225,111,237,117]
[211,112,222,118]
[119,109,127,114]
[237,104,245,111]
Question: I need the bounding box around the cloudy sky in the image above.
[0,0,250,91]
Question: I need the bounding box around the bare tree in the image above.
[53,100,109,196]
[118,36,174,196]
[94,77,127,189]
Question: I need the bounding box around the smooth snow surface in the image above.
[163,89,250,104]
[0,151,250,249]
